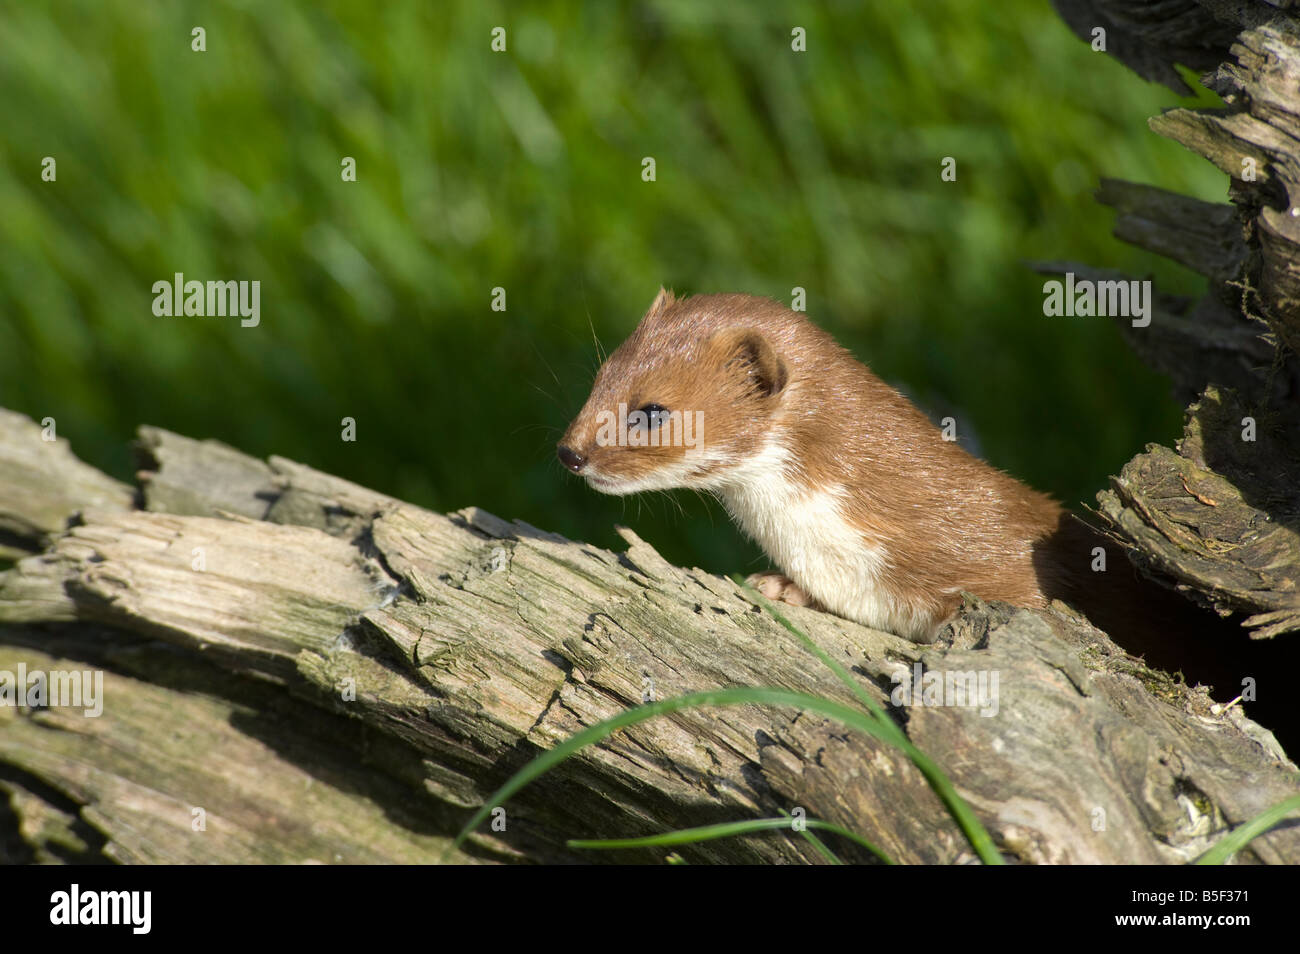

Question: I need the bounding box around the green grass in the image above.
[0,1,1225,579]
[567,816,890,864]
[1195,794,1300,865]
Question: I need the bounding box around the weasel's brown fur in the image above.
[559,289,1103,640]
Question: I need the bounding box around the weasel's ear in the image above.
[708,328,788,398]
[646,286,676,317]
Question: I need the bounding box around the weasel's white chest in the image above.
[717,447,930,640]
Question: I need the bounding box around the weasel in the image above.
[559,290,1300,749]
[557,288,1105,642]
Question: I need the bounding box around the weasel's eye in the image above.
[632,403,669,429]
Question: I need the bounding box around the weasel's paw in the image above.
[745,572,819,609]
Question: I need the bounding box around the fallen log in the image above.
[1,408,1296,864]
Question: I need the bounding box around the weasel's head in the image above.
[558,289,792,495]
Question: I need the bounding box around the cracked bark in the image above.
[1,407,1298,865]
[1042,5,1300,645]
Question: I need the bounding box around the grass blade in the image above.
[568,816,893,864]
[454,687,904,855]
[1195,793,1300,865]
[735,576,906,744]
[736,581,1002,864]
[452,586,1004,865]
[782,807,845,865]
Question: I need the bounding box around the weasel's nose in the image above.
[557,445,587,473]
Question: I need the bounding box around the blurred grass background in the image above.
[0,1,1225,575]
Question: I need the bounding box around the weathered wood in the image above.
[1052,10,1300,351]
[0,409,133,560]
[0,627,483,864]
[1155,23,1300,349]
[1037,8,1300,655]
[1050,0,1243,94]
[1,409,1297,864]
[1093,179,1247,288]
[1097,387,1300,638]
